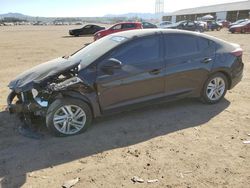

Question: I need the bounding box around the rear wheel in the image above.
[201,73,228,104]
[46,98,92,137]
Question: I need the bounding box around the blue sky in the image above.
[0,0,244,17]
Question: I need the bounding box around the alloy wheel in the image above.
[53,105,86,135]
[206,77,226,101]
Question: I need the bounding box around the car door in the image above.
[96,35,165,112]
[83,25,92,34]
[185,21,196,31]
[92,25,100,33]
[88,25,96,34]
[163,34,215,96]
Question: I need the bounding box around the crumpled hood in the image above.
[8,57,80,93]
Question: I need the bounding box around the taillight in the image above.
[231,48,243,57]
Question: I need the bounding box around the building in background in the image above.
[163,0,250,22]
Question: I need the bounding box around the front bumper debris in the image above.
[7,91,47,116]
[7,90,46,139]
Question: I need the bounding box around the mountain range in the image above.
[104,13,164,19]
[0,12,31,19]
[0,12,164,20]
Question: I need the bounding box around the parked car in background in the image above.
[157,21,172,28]
[165,20,205,32]
[7,29,244,136]
[69,24,105,37]
[207,21,223,31]
[142,22,157,29]
[217,20,231,28]
[94,22,142,40]
[196,21,208,30]
[229,20,250,33]
[229,19,249,28]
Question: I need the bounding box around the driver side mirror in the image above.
[101,58,122,75]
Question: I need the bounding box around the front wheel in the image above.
[46,98,92,137]
[201,73,228,104]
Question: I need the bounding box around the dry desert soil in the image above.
[0,26,249,188]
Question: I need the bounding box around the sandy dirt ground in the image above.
[0,26,249,188]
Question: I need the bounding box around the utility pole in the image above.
[155,0,164,14]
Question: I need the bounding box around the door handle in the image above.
[202,58,212,64]
[149,69,161,75]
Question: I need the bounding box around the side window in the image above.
[164,34,198,58]
[122,23,135,29]
[198,37,216,53]
[198,37,210,51]
[187,22,195,26]
[84,25,91,29]
[111,36,160,65]
[113,24,122,30]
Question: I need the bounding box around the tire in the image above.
[46,98,92,137]
[201,73,228,104]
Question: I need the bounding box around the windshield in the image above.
[69,35,128,68]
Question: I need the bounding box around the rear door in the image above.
[163,34,215,96]
[96,35,165,111]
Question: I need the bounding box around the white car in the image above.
[157,21,172,28]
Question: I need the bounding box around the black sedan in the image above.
[8,29,244,136]
[165,20,204,32]
[142,22,157,29]
[69,24,105,36]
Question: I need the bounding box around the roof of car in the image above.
[110,28,202,38]
[114,22,142,25]
[109,28,229,45]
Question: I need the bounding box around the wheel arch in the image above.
[51,90,101,118]
[209,70,232,89]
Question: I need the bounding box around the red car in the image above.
[229,20,250,33]
[94,22,142,40]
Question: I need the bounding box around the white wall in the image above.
[216,11,227,20]
[171,15,176,23]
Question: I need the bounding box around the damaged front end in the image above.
[7,57,92,135]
